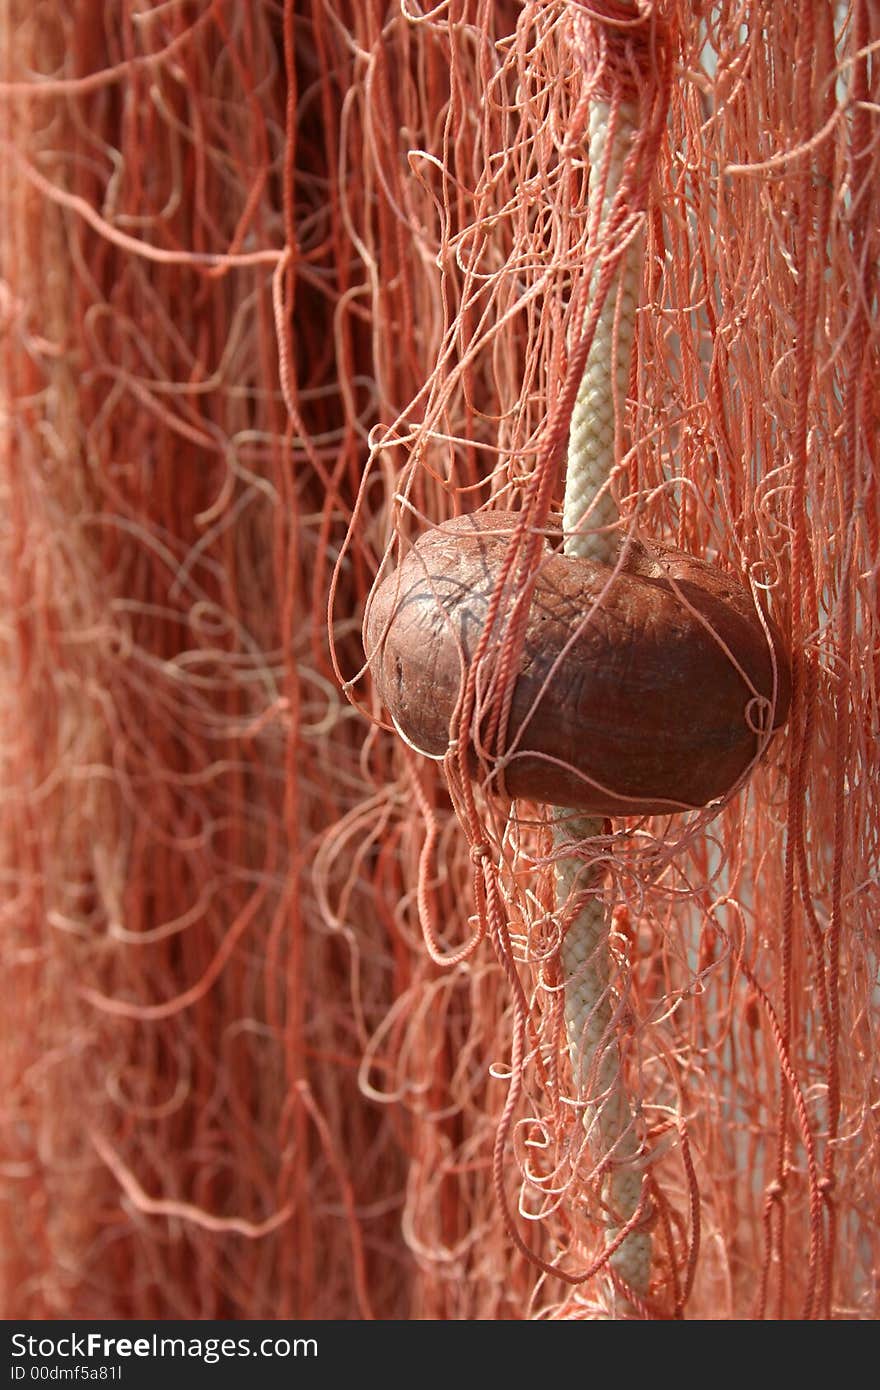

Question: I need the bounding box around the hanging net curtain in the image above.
[1,0,877,1319]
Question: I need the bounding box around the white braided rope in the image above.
[563,100,641,561]
[556,96,651,1299]
[555,816,651,1295]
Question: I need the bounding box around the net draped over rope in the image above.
[1,0,878,1319]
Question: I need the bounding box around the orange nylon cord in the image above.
[2,0,878,1321]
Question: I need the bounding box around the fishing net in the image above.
[1,0,877,1320]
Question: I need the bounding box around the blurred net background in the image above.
[1,0,877,1319]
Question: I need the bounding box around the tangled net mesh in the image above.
[1,0,877,1320]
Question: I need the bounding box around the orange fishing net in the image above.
[1,0,877,1320]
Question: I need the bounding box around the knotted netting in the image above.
[1,0,877,1319]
